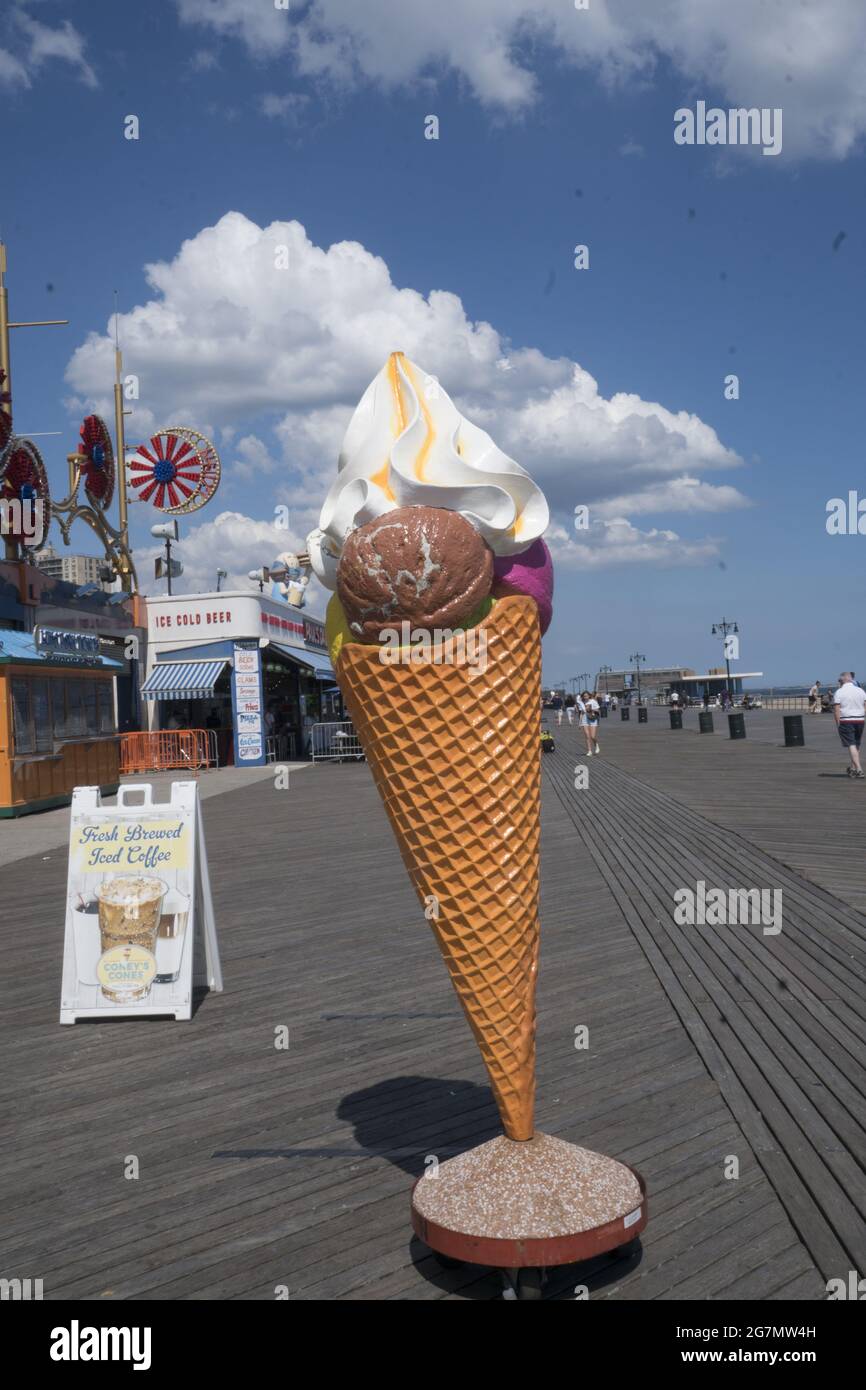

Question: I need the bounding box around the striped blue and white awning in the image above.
[141,660,228,701]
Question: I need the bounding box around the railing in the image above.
[762,696,815,711]
[266,732,298,763]
[119,729,217,775]
[310,721,365,763]
[201,729,219,767]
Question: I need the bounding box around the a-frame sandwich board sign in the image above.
[60,780,222,1024]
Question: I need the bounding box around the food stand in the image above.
[143,591,334,764]
[0,627,121,816]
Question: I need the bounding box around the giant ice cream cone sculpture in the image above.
[308,352,646,1283]
[336,594,541,1139]
[308,350,550,1139]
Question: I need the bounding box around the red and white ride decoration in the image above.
[77,414,115,509]
[128,427,221,515]
[0,436,51,544]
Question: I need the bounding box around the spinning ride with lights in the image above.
[78,413,115,509]
[53,412,136,590]
[0,436,52,545]
[0,240,222,588]
[0,361,53,548]
[128,426,221,514]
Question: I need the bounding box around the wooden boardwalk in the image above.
[2,711,863,1299]
[546,715,866,1295]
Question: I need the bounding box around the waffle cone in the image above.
[335,595,541,1140]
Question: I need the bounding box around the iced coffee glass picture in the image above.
[95,876,167,1003]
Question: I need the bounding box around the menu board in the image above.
[59,781,222,1024]
[232,640,266,766]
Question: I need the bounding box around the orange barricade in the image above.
[119,729,217,776]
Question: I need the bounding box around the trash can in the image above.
[669,709,683,730]
[638,707,648,723]
[784,714,805,747]
[621,707,630,721]
[728,712,746,740]
[698,712,714,734]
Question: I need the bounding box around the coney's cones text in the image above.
[335,595,541,1140]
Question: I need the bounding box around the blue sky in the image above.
[4,0,866,684]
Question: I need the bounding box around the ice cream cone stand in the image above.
[310,352,648,1296]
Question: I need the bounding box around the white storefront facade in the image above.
[143,590,334,766]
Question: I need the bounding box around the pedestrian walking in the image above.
[808,680,820,714]
[833,672,866,778]
[581,690,600,756]
[566,701,574,725]
[670,689,680,709]
[575,692,588,751]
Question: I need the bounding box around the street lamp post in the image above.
[629,653,646,705]
[151,521,179,595]
[711,619,739,698]
[599,664,613,694]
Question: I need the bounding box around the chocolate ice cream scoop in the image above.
[337,506,493,643]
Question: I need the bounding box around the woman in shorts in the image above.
[581,690,600,756]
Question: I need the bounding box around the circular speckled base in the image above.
[411,1132,647,1269]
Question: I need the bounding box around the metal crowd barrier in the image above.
[201,729,219,768]
[266,732,298,763]
[310,721,365,763]
[119,729,216,775]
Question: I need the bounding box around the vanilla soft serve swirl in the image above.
[307,352,549,588]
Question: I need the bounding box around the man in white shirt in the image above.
[833,672,866,778]
[670,690,680,707]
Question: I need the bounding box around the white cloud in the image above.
[175,0,866,159]
[549,517,722,570]
[232,434,280,481]
[0,47,28,87]
[135,508,316,600]
[1,7,96,90]
[593,477,751,519]
[259,92,310,122]
[177,0,866,159]
[65,210,745,573]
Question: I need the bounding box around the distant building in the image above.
[32,545,105,589]
[596,665,763,701]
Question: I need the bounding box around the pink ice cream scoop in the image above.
[492,538,554,635]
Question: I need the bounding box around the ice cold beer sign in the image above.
[59,782,222,1024]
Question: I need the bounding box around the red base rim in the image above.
[411,1164,647,1270]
